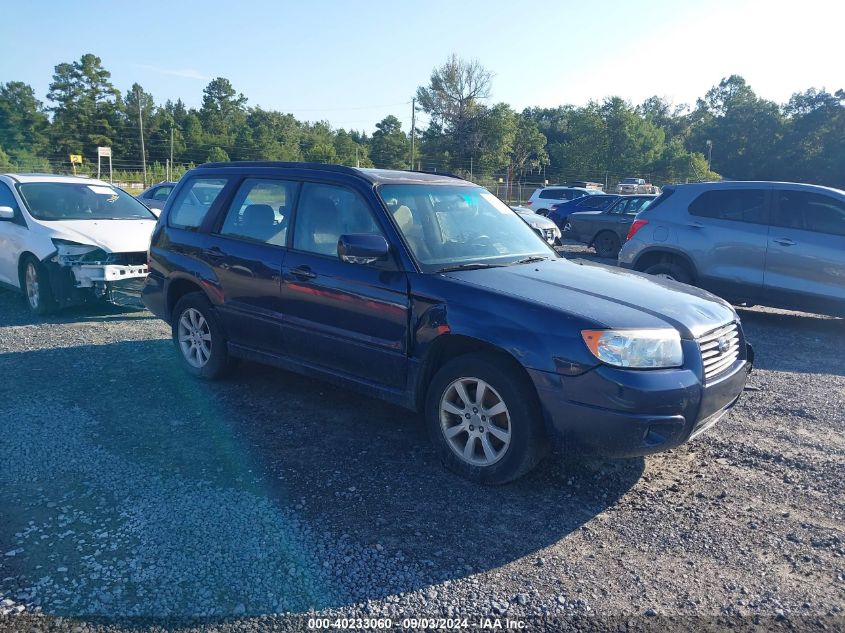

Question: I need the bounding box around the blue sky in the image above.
[1,0,842,133]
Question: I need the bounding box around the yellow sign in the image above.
[69,154,83,164]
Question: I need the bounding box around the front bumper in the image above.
[44,260,149,308]
[528,343,752,457]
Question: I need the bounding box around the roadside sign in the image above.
[69,154,83,164]
[97,147,114,183]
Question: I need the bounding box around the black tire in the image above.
[644,261,693,285]
[536,208,549,216]
[21,256,56,315]
[593,231,621,259]
[171,292,232,379]
[425,352,547,485]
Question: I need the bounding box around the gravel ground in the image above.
[0,243,843,632]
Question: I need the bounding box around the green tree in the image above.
[370,115,409,169]
[416,55,492,169]
[0,82,50,161]
[47,53,123,162]
[688,75,784,179]
[206,146,229,162]
[235,108,301,161]
[199,77,247,151]
[510,112,548,178]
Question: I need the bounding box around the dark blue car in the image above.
[143,162,752,484]
[547,194,621,229]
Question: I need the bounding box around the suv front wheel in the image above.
[425,352,547,484]
[171,292,232,379]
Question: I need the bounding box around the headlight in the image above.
[51,239,102,264]
[581,328,683,368]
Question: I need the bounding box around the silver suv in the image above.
[618,181,845,316]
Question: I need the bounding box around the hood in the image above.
[518,212,557,229]
[445,258,735,339]
[40,219,156,253]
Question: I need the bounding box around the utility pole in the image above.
[470,156,473,179]
[355,146,360,168]
[410,98,415,170]
[136,86,147,186]
[170,125,175,181]
[706,140,713,171]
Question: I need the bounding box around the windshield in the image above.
[18,182,156,221]
[621,178,639,184]
[378,184,555,272]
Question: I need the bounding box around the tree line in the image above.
[0,53,843,190]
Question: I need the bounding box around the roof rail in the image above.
[198,161,365,176]
[400,169,466,181]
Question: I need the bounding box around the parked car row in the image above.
[29,166,845,485]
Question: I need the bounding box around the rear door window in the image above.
[218,178,298,245]
[169,178,229,229]
[773,190,845,237]
[688,189,767,224]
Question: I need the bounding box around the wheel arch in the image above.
[17,251,44,290]
[632,247,699,283]
[166,276,210,321]
[414,333,538,413]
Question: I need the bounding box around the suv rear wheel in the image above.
[644,261,692,285]
[425,352,547,484]
[172,292,232,379]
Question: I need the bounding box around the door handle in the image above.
[291,265,317,280]
[687,222,705,229]
[774,237,796,246]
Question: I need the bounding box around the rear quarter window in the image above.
[168,178,229,229]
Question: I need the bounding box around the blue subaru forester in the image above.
[143,162,752,484]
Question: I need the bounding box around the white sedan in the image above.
[0,173,157,314]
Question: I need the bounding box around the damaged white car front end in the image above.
[52,239,150,303]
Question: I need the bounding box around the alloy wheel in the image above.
[25,263,40,310]
[439,377,511,466]
[178,308,212,368]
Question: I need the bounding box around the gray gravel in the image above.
[0,244,843,631]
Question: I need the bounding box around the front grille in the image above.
[698,321,741,382]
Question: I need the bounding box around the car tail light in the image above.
[626,219,649,241]
[524,201,532,206]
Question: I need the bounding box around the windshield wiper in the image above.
[435,262,504,273]
[509,256,550,266]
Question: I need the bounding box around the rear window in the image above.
[642,188,674,213]
[688,189,767,224]
[169,178,229,229]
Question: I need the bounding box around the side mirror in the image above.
[337,233,390,264]
[0,206,15,220]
